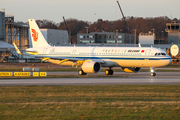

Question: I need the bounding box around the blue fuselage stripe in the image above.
[36,54,171,61]
[75,57,171,60]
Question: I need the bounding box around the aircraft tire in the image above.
[151,72,156,76]
[79,70,87,75]
[109,70,113,75]
[105,69,113,75]
[105,69,110,75]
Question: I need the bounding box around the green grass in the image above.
[0,85,180,119]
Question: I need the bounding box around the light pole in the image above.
[133,29,136,47]
[116,30,118,47]
[151,29,155,46]
[85,27,89,34]
[161,31,164,44]
[151,29,155,35]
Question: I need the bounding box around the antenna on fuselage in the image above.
[138,43,141,47]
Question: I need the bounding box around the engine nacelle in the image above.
[82,61,101,73]
[122,67,141,73]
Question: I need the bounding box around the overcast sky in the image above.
[1,0,180,23]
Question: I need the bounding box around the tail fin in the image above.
[28,19,50,48]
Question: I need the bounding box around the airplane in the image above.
[13,19,172,76]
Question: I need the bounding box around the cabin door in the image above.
[145,49,151,59]
[72,50,76,58]
[43,48,48,54]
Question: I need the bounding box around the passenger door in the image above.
[145,49,151,59]
[72,50,76,58]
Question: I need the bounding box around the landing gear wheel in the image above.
[105,69,113,75]
[105,69,109,75]
[150,67,156,76]
[109,70,113,75]
[151,72,156,76]
[78,70,87,75]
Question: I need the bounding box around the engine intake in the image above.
[82,61,101,73]
[122,67,141,73]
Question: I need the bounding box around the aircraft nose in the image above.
[168,56,172,65]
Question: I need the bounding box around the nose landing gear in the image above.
[150,67,156,76]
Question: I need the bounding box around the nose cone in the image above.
[168,56,172,65]
[165,56,172,66]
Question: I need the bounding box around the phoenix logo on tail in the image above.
[31,29,38,42]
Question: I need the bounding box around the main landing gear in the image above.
[150,67,156,76]
[78,70,87,75]
[105,68,113,75]
[78,68,114,75]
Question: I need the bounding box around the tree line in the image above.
[30,16,180,44]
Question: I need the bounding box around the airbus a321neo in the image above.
[14,19,172,76]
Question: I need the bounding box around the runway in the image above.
[47,71,180,78]
[0,72,180,86]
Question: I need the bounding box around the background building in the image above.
[0,10,5,41]
[166,21,180,44]
[139,32,155,45]
[29,29,68,47]
[77,32,135,44]
[0,9,29,49]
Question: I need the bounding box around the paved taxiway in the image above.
[0,72,179,86]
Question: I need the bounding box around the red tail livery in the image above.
[31,29,38,42]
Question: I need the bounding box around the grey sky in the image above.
[1,0,180,23]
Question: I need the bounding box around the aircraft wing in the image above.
[33,55,105,66]
[91,59,105,63]
[34,55,105,63]
[35,55,84,61]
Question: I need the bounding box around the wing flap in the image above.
[38,56,105,63]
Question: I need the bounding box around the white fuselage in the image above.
[27,46,172,68]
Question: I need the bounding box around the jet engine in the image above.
[122,67,141,73]
[82,61,101,73]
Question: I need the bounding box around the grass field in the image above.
[0,85,180,119]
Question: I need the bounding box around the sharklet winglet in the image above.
[13,43,23,55]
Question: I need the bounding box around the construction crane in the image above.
[62,16,71,44]
[116,1,131,34]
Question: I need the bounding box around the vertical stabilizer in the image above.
[28,19,50,48]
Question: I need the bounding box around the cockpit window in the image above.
[155,53,166,56]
